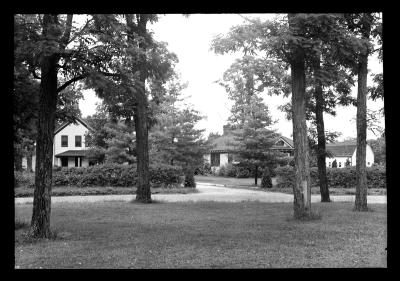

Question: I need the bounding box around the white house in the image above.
[204,125,294,171]
[22,117,94,171]
[326,141,374,168]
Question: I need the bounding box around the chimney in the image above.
[223,125,231,135]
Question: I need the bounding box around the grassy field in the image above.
[15,186,198,197]
[15,201,387,268]
[195,175,386,196]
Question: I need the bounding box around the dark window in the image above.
[339,162,342,168]
[61,135,68,147]
[211,153,220,166]
[61,157,68,167]
[228,153,233,163]
[85,135,89,147]
[276,140,285,146]
[75,136,82,147]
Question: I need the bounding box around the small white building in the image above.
[326,141,374,168]
[22,117,94,171]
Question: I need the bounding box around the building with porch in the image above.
[22,117,94,171]
[204,125,294,170]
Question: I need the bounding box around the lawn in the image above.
[195,175,386,196]
[15,201,387,268]
[15,185,198,198]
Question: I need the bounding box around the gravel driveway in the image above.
[15,182,387,204]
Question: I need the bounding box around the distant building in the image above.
[22,117,94,171]
[204,125,294,169]
[326,141,374,168]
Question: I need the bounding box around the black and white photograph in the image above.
[13,13,386,269]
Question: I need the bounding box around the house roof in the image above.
[54,116,94,136]
[326,141,357,157]
[208,132,294,153]
[54,150,88,157]
[209,133,239,152]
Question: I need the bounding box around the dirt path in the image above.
[15,182,387,204]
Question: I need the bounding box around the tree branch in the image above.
[67,17,93,45]
[57,74,87,93]
[60,14,73,48]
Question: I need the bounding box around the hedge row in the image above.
[15,163,184,188]
[208,163,277,178]
[275,166,386,189]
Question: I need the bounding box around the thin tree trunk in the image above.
[354,44,369,211]
[30,14,59,238]
[314,59,330,202]
[27,150,33,172]
[254,165,258,186]
[288,13,311,218]
[14,153,23,171]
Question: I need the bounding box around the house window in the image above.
[328,162,331,167]
[211,153,220,166]
[75,136,82,147]
[339,162,342,168]
[367,162,370,166]
[85,135,89,147]
[61,157,68,167]
[61,135,68,147]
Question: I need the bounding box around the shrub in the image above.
[184,170,196,188]
[14,171,35,188]
[274,166,386,189]
[194,162,211,175]
[261,169,272,189]
[50,163,183,188]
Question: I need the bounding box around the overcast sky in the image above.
[79,14,384,141]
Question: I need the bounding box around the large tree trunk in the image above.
[131,14,151,203]
[134,92,151,202]
[30,14,59,238]
[314,60,330,202]
[288,14,311,218]
[354,46,369,211]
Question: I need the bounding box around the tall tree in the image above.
[344,13,381,211]
[218,56,279,186]
[15,14,123,237]
[85,14,178,202]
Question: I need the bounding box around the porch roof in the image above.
[55,150,88,157]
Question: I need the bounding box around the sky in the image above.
[79,14,384,141]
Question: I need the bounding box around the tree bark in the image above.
[354,47,369,211]
[130,14,152,203]
[30,14,59,238]
[354,14,372,212]
[288,13,311,218]
[314,59,330,202]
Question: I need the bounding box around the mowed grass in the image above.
[15,201,386,268]
[15,186,198,198]
[195,175,386,196]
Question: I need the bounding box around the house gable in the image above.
[54,117,94,136]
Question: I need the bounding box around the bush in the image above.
[15,163,184,188]
[14,171,35,188]
[261,169,272,189]
[274,166,386,189]
[194,162,211,175]
[184,170,196,188]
